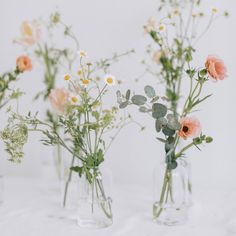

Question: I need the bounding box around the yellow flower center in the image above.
[82,79,89,85]
[106,77,113,84]
[80,52,86,57]
[77,69,82,76]
[159,25,165,31]
[71,96,78,103]
[64,74,71,81]
[212,8,218,13]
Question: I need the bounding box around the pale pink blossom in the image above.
[49,88,70,114]
[144,16,158,33]
[14,20,41,46]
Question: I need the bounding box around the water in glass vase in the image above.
[76,168,113,228]
[153,158,190,225]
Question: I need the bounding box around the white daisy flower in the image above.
[158,24,166,33]
[80,78,90,87]
[211,7,219,14]
[63,73,71,81]
[78,50,87,58]
[69,94,79,105]
[104,74,116,86]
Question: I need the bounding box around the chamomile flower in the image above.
[173,9,180,16]
[104,74,116,86]
[81,78,90,87]
[77,69,83,76]
[211,7,219,14]
[63,73,71,81]
[69,94,79,105]
[158,24,166,33]
[78,50,87,58]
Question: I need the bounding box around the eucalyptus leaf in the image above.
[139,106,148,113]
[167,160,178,170]
[155,117,167,133]
[167,136,175,144]
[167,114,181,130]
[116,90,122,104]
[162,126,175,136]
[156,137,166,143]
[150,96,159,103]
[144,85,156,98]
[155,119,162,133]
[119,101,129,109]
[126,89,131,100]
[158,117,167,126]
[152,103,167,118]
[131,95,147,106]
[165,141,174,153]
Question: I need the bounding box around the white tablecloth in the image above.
[0,177,236,236]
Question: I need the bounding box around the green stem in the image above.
[175,142,195,159]
[154,167,170,219]
[63,155,75,208]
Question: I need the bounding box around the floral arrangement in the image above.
[12,12,134,181]
[117,0,228,221]
[0,55,32,110]
[0,46,139,213]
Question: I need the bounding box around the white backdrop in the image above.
[0,0,235,194]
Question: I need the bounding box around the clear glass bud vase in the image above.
[153,157,190,225]
[76,168,113,228]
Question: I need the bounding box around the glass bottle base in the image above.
[77,217,113,229]
[153,202,188,226]
[76,198,113,229]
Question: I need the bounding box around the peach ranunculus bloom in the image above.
[178,117,201,140]
[205,55,227,81]
[14,20,41,46]
[16,55,33,72]
[49,88,70,114]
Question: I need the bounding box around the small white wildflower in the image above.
[104,74,116,86]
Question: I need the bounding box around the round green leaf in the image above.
[131,95,147,106]
[119,101,129,109]
[152,103,167,118]
[144,85,156,98]
[162,126,175,136]
[167,161,178,170]
[167,114,181,130]
[158,117,167,126]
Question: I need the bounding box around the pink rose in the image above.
[14,20,41,46]
[205,56,227,81]
[178,117,201,140]
[49,88,70,114]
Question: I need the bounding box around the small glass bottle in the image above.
[76,167,113,228]
[153,157,190,225]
